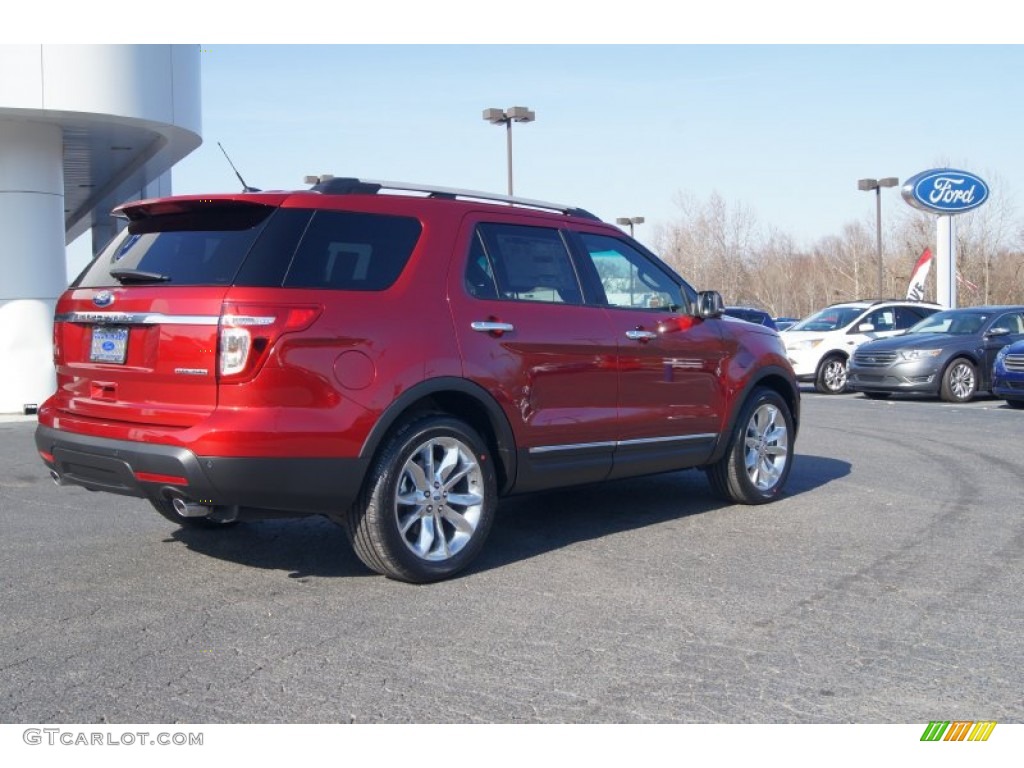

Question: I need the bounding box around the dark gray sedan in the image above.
[847,305,1024,402]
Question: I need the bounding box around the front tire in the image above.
[706,388,794,505]
[1004,399,1024,410]
[344,415,497,583]
[940,358,977,403]
[815,355,848,394]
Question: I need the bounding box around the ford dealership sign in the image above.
[902,168,989,215]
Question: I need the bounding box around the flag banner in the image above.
[906,248,933,301]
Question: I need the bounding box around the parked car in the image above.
[724,306,777,329]
[781,299,942,394]
[991,339,1024,408]
[773,317,799,332]
[847,306,1024,402]
[35,176,800,583]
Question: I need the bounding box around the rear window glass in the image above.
[73,202,275,288]
[283,210,421,291]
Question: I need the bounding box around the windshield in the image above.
[906,310,990,335]
[789,306,865,332]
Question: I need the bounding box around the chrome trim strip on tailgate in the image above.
[56,312,220,326]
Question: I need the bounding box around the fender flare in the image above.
[358,376,519,494]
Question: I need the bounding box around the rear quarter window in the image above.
[283,210,422,290]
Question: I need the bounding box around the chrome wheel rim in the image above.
[950,363,975,401]
[394,437,485,562]
[743,403,789,491]
[823,360,847,392]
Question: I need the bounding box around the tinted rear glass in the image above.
[282,210,422,291]
[74,203,274,288]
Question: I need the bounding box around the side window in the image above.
[993,313,1024,334]
[894,306,925,329]
[577,233,684,311]
[463,229,499,299]
[864,308,897,332]
[476,223,582,304]
[283,210,421,290]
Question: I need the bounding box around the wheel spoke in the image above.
[440,506,476,536]
[415,513,437,557]
[445,490,483,508]
[436,443,461,484]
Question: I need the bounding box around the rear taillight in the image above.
[218,304,321,380]
[52,318,64,365]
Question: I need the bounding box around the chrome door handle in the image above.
[471,321,515,334]
[625,329,658,341]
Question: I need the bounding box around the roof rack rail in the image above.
[304,175,600,220]
[825,297,920,308]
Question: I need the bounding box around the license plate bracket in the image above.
[89,326,129,364]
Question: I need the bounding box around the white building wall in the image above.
[0,44,201,413]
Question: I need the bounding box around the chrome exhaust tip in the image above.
[50,470,63,486]
[171,496,213,518]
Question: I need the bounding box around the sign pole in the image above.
[936,215,956,309]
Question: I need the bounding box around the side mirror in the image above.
[857,322,875,333]
[695,290,724,319]
[987,327,1010,337]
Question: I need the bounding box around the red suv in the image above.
[36,177,799,582]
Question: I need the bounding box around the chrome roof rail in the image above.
[304,175,600,220]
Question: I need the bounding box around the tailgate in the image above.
[50,198,280,428]
[54,287,226,427]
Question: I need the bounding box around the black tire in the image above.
[814,354,848,394]
[149,499,239,529]
[344,415,497,583]
[862,392,891,401]
[706,387,794,505]
[1005,399,1024,410]
[940,358,977,403]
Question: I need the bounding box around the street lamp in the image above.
[615,216,645,237]
[483,106,535,197]
[858,176,899,297]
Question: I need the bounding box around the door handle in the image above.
[625,329,658,342]
[471,321,515,335]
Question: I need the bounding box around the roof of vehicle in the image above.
[824,298,942,309]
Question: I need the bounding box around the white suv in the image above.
[781,300,942,394]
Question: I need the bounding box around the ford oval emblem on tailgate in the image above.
[93,291,114,308]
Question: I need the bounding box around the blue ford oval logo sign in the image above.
[902,168,989,215]
[93,291,114,308]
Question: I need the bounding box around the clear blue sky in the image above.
[46,13,1019,271]
[181,45,1023,246]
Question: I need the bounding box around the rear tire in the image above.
[1005,399,1024,410]
[814,355,848,394]
[344,415,497,583]
[706,388,794,505]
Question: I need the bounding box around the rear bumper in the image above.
[35,424,369,515]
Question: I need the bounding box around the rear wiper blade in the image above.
[109,268,171,284]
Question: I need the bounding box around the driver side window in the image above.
[577,233,684,312]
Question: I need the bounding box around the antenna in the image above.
[217,142,260,192]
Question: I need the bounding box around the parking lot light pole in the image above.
[615,216,645,238]
[858,177,899,298]
[483,106,535,197]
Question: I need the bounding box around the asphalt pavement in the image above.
[1,393,1022,723]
